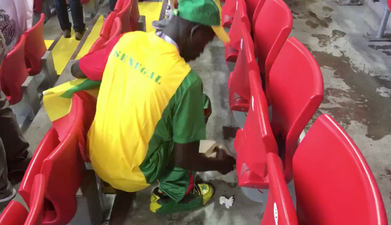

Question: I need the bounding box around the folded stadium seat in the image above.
[130,0,140,31]
[260,153,297,225]
[222,0,264,28]
[24,174,47,225]
[0,34,28,105]
[222,0,235,28]
[235,70,278,189]
[19,127,60,206]
[25,13,47,76]
[252,0,292,99]
[228,24,258,113]
[96,13,122,52]
[108,18,122,44]
[100,12,117,40]
[89,37,107,53]
[0,201,28,225]
[20,92,96,224]
[115,0,132,33]
[225,0,250,63]
[269,37,323,183]
[293,114,388,225]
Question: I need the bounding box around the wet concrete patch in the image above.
[306,20,319,29]
[312,30,346,47]
[309,48,391,140]
[308,10,332,28]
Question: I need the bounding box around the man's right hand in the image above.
[215,148,235,174]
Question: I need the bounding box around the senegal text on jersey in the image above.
[112,50,162,85]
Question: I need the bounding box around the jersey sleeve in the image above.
[78,34,123,81]
[173,71,206,144]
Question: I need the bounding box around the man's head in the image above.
[162,0,229,62]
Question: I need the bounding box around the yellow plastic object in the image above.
[44,40,54,49]
[139,2,163,32]
[51,30,80,75]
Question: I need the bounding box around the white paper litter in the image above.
[219,196,234,209]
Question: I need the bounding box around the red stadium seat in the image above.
[222,0,235,28]
[269,37,323,183]
[89,37,107,53]
[222,0,264,28]
[115,0,132,33]
[109,18,122,43]
[25,174,47,225]
[20,92,96,224]
[253,0,292,97]
[293,114,388,225]
[225,0,250,62]
[0,201,28,225]
[25,13,47,75]
[38,94,86,224]
[100,12,117,40]
[261,153,297,225]
[228,25,258,112]
[130,0,140,31]
[251,0,266,25]
[235,70,278,188]
[19,127,59,207]
[0,34,28,105]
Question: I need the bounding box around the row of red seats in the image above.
[0,91,96,225]
[90,0,139,53]
[223,0,388,224]
[0,14,47,105]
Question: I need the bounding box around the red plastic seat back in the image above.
[246,0,262,25]
[222,0,235,27]
[115,0,132,33]
[100,12,117,40]
[89,37,107,53]
[39,93,86,224]
[225,0,250,62]
[25,174,47,225]
[130,0,140,31]
[19,128,60,207]
[293,114,388,225]
[253,0,292,80]
[0,34,28,104]
[235,70,278,188]
[269,37,323,182]
[261,153,297,225]
[0,201,28,225]
[25,13,47,75]
[110,17,122,41]
[252,0,266,25]
[228,25,258,111]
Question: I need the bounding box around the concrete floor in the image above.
[18,0,391,224]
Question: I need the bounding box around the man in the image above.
[0,31,31,209]
[71,0,234,213]
[54,0,85,40]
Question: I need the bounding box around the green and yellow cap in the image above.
[176,0,230,44]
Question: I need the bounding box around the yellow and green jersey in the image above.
[88,32,206,192]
